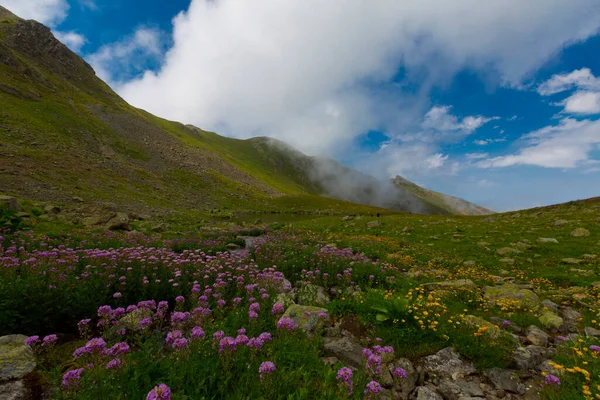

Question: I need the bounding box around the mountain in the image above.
[0,6,489,216]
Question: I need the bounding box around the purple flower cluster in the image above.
[277,317,297,331]
[259,361,276,382]
[62,368,84,388]
[336,367,354,395]
[146,383,171,400]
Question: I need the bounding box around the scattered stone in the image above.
[526,326,549,347]
[150,223,167,233]
[226,243,241,250]
[105,212,130,231]
[537,238,558,244]
[571,228,590,237]
[538,360,563,377]
[515,242,532,251]
[499,258,515,264]
[485,368,522,394]
[15,212,29,218]
[72,196,84,203]
[0,335,35,382]
[0,380,28,400]
[322,336,363,368]
[539,311,563,331]
[389,358,417,397]
[561,258,582,265]
[0,196,19,212]
[484,284,540,309]
[367,220,381,229]
[463,260,476,266]
[552,219,568,226]
[421,347,476,380]
[496,247,522,256]
[415,386,443,400]
[583,254,597,260]
[402,226,411,233]
[464,315,502,339]
[422,279,476,292]
[477,241,490,247]
[281,304,330,333]
[584,326,600,338]
[541,299,559,313]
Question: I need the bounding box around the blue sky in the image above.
[3,0,600,211]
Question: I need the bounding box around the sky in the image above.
[3,0,600,211]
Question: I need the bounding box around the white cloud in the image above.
[54,31,86,53]
[473,138,506,146]
[478,118,600,168]
[88,27,164,83]
[538,68,600,95]
[113,0,600,156]
[466,152,489,160]
[559,91,600,115]
[508,115,518,121]
[0,0,69,26]
[422,106,497,136]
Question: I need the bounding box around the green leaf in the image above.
[376,313,389,322]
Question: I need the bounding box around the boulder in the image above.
[43,205,60,214]
[322,336,363,368]
[415,386,443,400]
[281,304,330,333]
[496,247,522,256]
[483,284,540,310]
[389,358,417,398]
[537,238,558,244]
[525,326,549,347]
[421,347,476,380]
[464,315,502,339]
[512,346,555,370]
[539,311,563,331]
[105,212,131,231]
[367,220,381,229]
[0,335,35,382]
[485,368,522,394]
[584,326,600,338]
[422,279,476,292]
[571,228,590,237]
[552,219,568,226]
[0,380,28,400]
[0,196,19,212]
[540,299,559,313]
[296,284,330,306]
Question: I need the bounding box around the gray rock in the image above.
[72,196,84,203]
[485,368,522,393]
[151,223,167,233]
[105,212,130,231]
[499,258,515,264]
[282,304,330,333]
[561,258,582,265]
[226,243,241,250]
[496,247,522,256]
[416,386,443,400]
[0,380,28,400]
[367,220,382,228]
[296,284,330,306]
[552,219,568,226]
[512,346,555,370]
[421,347,476,380]
[44,205,60,214]
[389,358,417,398]
[422,279,477,292]
[541,299,559,313]
[484,284,540,309]
[322,336,363,369]
[525,326,550,347]
[585,326,600,338]
[537,237,558,244]
[571,228,590,237]
[0,335,35,382]
[583,254,597,259]
[463,260,476,266]
[0,196,19,212]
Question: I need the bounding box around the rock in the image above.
[463,260,476,266]
[367,220,381,228]
[416,386,443,400]
[560,307,582,323]
[483,284,540,310]
[15,212,29,218]
[561,258,582,265]
[0,380,28,400]
[150,223,167,233]
[584,326,600,338]
[499,258,515,264]
[422,279,477,292]
[571,228,590,237]
[512,346,555,370]
[43,205,60,214]
[322,336,363,368]
[552,219,568,226]
[537,238,558,244]
[538,360,563,377]
[525,326,550,347]
[118,308,153,331]
[402,226,411,233]
[482,217,496,223]
[477,241,490,247]
[539,311,563,331]
[72,196,84,203]
[0,196,19,212]
[389,358,417,398]
[464,315,502,339]
[437,379,484,400]
[105,212,130,231]
[0,335,35,382]
[496,247,522,256]
[541,300,559,313]
[281,304,330,333]
[226,243,241,250]
[583,254,597,259]
[485,368,522,394]
[421,347,476,380]
[296,284,330,306]
[515,242,532,251]
[275,292,295,308]
[342,216,352,221]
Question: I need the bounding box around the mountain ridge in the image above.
[0,5,490,216]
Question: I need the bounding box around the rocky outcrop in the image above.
[0,335,35,400]
[0,196,19,212]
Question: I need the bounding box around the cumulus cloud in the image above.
[88,27,165,83]
[54,31,86,53]
[112,0,600,156]
[466,152,489,160]
[538,68,600,95]
[559,91,600,115]
[478,118,600,168]
[0,0,69,26]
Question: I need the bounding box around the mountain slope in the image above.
[0,6,487,216]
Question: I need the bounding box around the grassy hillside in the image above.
[0,5,487,217]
